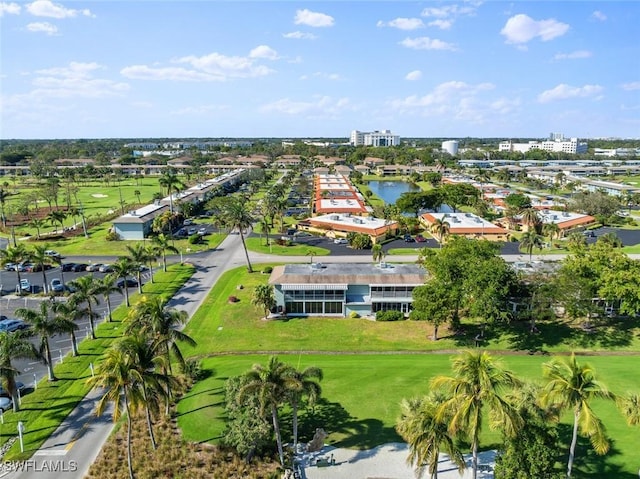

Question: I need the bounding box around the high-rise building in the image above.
[350,129,400,146]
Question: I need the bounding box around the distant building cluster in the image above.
[499,135,588,154]
[350,130,400,147]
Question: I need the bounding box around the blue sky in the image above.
[1,1,638,139]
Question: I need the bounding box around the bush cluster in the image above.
[375,310,404,321]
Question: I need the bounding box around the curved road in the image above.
[4,235,639,478]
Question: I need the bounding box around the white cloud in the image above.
[26,0,94,18]
[294,9,334,28]
[405,70,422,81]
[591,10,607,21]
[377,17,424,30]
[282,31,316,40]
[260,95,351,119]
[553,50,592,60]
[0,2,21,16]
[299,72,341,81]
[26,21,58,35]
[121,49,276,82]
[399,36,457,51]
[428,19,452,30]
[170,104,229,116]
[501,14,569,44]
[537,84,603,103]
[249,45,279,60]
[621,82,640,91]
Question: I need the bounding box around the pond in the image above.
[367,180,420,205]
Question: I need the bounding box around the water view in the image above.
[366,180,420,205]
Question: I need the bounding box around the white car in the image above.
[334,238,348,244]
[44,250,60,257]
[0,397,12,412]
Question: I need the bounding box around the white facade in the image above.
[350,129,400,147]
[499,138,587,154]
[442,140,459,156]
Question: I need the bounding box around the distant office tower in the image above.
[549,132,565,141]
[441,140,459,156]
[350,129,400,146]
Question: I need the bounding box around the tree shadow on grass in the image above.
[489,320,576,354]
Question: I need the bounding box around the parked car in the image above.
[50,278,65,293]
[72,263,89,272]
[31,263,53,272]
[183,219,193,226]
[99,264,113,273]
[0,315,9,323]
[197,227,207,235]
[19,279,31,293]
[61,263,76,272]
[0,381,25,396]
[86,263,103,272]
[187,227,197,235]
[403,234,415,243]
[0,397,12,411]
[116,278,139,288]
[44,250,60,257]
[415,234,426,243]
[334,238,348,244]
[0,319,29,332]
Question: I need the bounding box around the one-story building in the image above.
[112,203,169,240]
[268,262,427,317]
[420,212,509,242]
[300,213,398,244]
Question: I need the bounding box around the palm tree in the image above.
[238,356,297,465]
[430,219,450,247]
[540,354,614,478]
[94,274,121,322]
[29,217,47,240]
[618,393,640,427]
[158,169,184,213]
[223,196,255,273]
[69,275,100,339]
[0,332,38,412]
[112,257,136,307]
[125,244,150,294]
[397,394,465,479]
[51,298,82,357]
[88,347,144,479]
[520,208,540,231]
[0,244,30,295]
[30,245,53,294]
[542,222,561,245]
[598,232,622,248]
[288,365,323,453]
[143,245,158,284]
[431,350,522,479]
[519,230,544,261]
[16,302,64,381]
[372,243,384,263]
[566,232,587,252]
[0,187,11,228]
[47,209,66,233]
[134,189,141,204]
[151,233,177,272]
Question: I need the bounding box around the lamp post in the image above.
[17,421,25,452]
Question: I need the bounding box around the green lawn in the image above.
[0,263,195,459]
[177,353,640,478]
[244,237,330,256]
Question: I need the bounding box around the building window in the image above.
[324,302,343,314]
[305,302,323,314]
[286,301,304,314]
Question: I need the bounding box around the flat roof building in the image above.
[420,212,509,242]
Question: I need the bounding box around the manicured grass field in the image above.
[0,263,195,460]
[177,353,640,478]
[244,237,330,256]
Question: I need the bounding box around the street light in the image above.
[17,421,25,452]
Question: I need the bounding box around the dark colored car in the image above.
[72,263,89,272]
[61,263,76,272]
[415,234,426,243]
[403,234,415,243]
[116,278,139,288]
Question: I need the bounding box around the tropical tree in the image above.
[542,222,561,244]
[431,350,522,479]
[521,208,540,230]
[396,394,465,479]
[125,244,150,294]
[68,275,100,339]
[0,332,39,412]
[134,189,141,204]
[47,209,66,233]
[288,365,323,452]
[223,196,255,272]
[540,354,614,478]
[51,297,82,357]
[88,347,144,479]
[158,169,184,213]
[238,356,297,465]
[16,302,64,381]
[0,187,11,228]
[112,257,137,307]
[566,232,587,252]
[29,217,47,240]
[252,284,275,320]
[598,232,622,248]
[30,245,53,294]
[0,244,30,294]
[151,233,177,272]
[519,230,544,261]
[618,393,640,427]
[372,243,384,263]
[430,219,450,247]
[94,274,121,322]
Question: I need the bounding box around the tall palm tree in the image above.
[0,332,38,412]
[223,196,255,272]
[94,274,122,322]
[30,245,53,294]
[51,298,82,357]
[16,302,65,381]
[88,347,144,479]
[29,217,47,240]
[125,244,150,294]
[0,187,11,228]
[540,354,614,478]
[112,257,136,307]
[238,356,297,465]
[158,169,184,213]
[430,219,450,247]
[431,350,522,479]
[397,394,465,479]
[542,222,561,245]
[0,244,30,295]
[143,245,158,284]
[151,233,177,272]
[618,393,640,427]
[372,243,384,263]
[520,207,540,231]
[288,365,323,452]
[47,209,66,233]
[519,230,544,261]
[69,275,100,339]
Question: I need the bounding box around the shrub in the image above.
[188,234,201,244]
[349,311,360,319]
[105,230,121,241]
[376,310,404,322]
[228,296,239,303]
[262,266,273,274]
